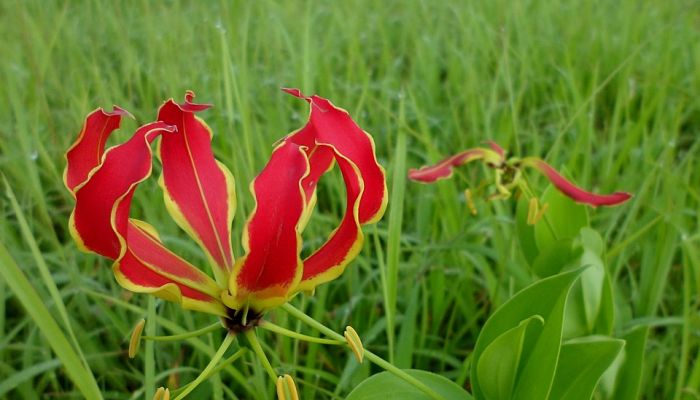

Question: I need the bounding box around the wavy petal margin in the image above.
[283,88,387,224]
[295,146,364,293]
[68,121,225,316]
[64,106,132,192]
[521,158,632,207]
[227,141,309,311]
[277,89,387,294]
[157,91,236,285]
[407,147,504,183]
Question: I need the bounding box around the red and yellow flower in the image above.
[64,90,387,328]
[408,141,631,207]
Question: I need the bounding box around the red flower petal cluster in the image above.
[65,90,387,318]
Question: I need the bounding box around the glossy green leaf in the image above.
[346,369,472,400]
[534,186,589,254]
[477,315,544,400]
[471,268,585,400]
[598,326,649,400]
[564,228,614,338]
[549,336,624,400]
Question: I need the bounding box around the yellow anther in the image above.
[152,387,169,400]
[532,203,549,225]
[464,189,477,216]
[344,326,364,363]
[128,318,146,358]
[526,197,538,225]
[276,374,299,400]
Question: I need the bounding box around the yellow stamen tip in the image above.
[152,387,169,400]
[527,197,539,225]
[276,374,299,400]
[344,326,364,363]
[464,189,477,216]
[128,318,146,358]
[533,202,549,225]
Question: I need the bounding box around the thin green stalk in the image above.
[258,320,344,345]
[244,329,277,381]
[383,96,407,363]
[0,241,103,399]
[281,304,444,400]
[144,298,156,400]
[142,322,221,342]
[4,179,91,370]
[172,333,236,400]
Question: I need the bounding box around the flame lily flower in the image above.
[65,90,387,330]
[408,141,631,207]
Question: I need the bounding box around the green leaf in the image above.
[0,241,103,399]
[598,326,649,400]
[515,196,539,265]
[476,315,544,400]
[563,228,614,338]
[531,239,579,278]
[471,268,585,400]
[549,336,624,400]
[534,186,589,254]
[346,370,472,400]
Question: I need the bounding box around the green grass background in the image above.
[1,0,699,398]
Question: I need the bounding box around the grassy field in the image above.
[1,0,699,398]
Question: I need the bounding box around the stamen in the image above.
[276,374,299,400]
[152,387,169,400]
[527,197,538,225]
[464,189,477,216]
[532,203,549,225]
[128,318,146,358]
[344,326,364,363]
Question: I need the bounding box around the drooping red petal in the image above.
[283,88,387,224]
[227,141,309,310]
[69,121,225,315]
[295,146,364,292]
[522,158,632,207]
[407,147,504,183]
[64,106,132,192]
[279,90,388,292]
[157,91,236,284]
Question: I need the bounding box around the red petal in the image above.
[157,92,236,283]
[284,88,387,224]
[407,148,501,183]
[70,121,224,315]
[228,141,308,310]
[523,158,632,207]
[279,90,388,292]
[295,147,364,292]
[64,106,132,192]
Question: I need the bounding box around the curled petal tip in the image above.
[282,87,304,98]
[109,106,134,119]
[483,140,506,159]
[169,91,212,113]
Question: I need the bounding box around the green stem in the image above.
[144,298,156,400]
[244,329,277,380]
[170,348,246,398]
[281,304,444,400]
[258,320,344,345]
[142,322,221,342]
[172,333,236,400]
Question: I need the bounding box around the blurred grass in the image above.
[0,0,698,398]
